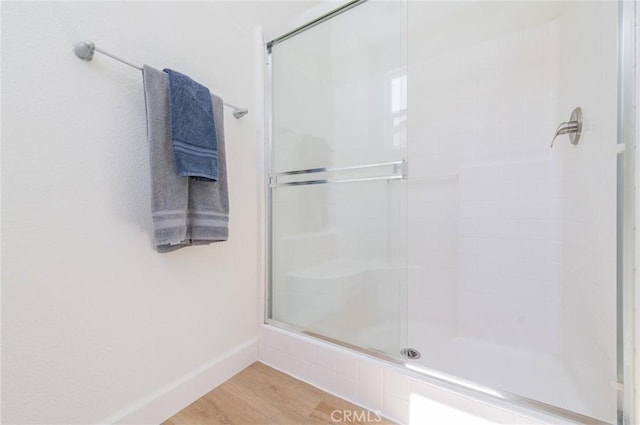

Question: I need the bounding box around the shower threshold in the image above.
[265,321,611,425]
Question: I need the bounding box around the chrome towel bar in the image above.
[273,174,404,187]
[269,160,406,188]
[271,160,404,176]
[72,40,248,119]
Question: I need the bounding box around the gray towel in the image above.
[142,65,229,252]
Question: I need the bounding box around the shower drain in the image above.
[400,347,421,360]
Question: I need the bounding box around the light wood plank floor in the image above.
[163,362,396,425]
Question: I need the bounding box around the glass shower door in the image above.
[404,1,620,422]
[267,0,409,357]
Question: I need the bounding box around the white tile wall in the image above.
[406,1,565,360]
[556,2,618,420]
[405,1,617,421]
[457,160,563,353]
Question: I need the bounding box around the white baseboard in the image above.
[100,338,258,425]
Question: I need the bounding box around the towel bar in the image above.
[269,160,407,188]
[72,40,249,119]
[272,174,404,187]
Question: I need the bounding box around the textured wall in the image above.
[0,1,313,423]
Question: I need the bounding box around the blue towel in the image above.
[163,69,218,181]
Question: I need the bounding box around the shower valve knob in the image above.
[551,107,582,147]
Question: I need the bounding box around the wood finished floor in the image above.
[163,362,396,425]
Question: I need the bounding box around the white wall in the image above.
[406,2,618,421]
[628,0,638,419]
[557,2,618,418]
[0,2,316,423]
[407,0,565,353]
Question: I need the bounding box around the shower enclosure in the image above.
[265,1,636,423]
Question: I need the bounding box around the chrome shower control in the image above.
[551,107,582,147]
